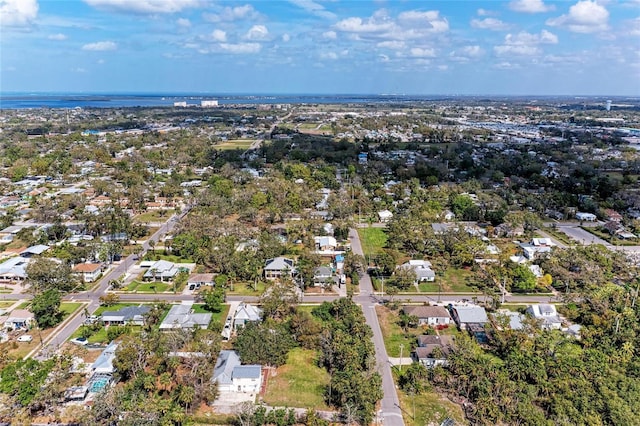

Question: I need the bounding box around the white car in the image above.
[17,335,33,342]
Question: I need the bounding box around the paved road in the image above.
[349,228,405,426]
[33,210,188,360]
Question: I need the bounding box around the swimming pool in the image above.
[88,374,112,393]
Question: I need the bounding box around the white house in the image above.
[212,350,263,394]
[526,304,562,330]
[160,304,212,330]
[377,210,393,222]
[234,303,262,329]
[413,335,454,368]
[2,309,35,330]
[402,305,451,326]
[398,260,436,283]
[72,263,102,283]
[576,212,597,221]
[314,236,337,251]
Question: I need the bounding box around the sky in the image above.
[1,0,639,95]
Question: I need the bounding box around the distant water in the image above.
[0,93,451,109]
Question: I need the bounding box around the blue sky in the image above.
[1,0,639,95]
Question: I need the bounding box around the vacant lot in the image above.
[263,348,330,409]
[124,281,172,293]
[376,305,422,358]
[214,139,254,151]
[358,227,388,257]
[397,387,467,426]
[418,268,477,293]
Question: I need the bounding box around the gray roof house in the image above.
[234,303,262,329]
[451,305,489,327]
[92,342,118,374]
[398,260,436,283]
[212,350,241,392]
[526,304,562,330]
[312,266,334,287]
[264,257,295,280]
[212,350,263,394]
[160,304,212,330]
[101,305,150,326]
[143,260,184,282]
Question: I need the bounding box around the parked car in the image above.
[17,335,33,342]
[70,337,88,346]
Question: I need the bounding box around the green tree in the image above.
[31,289,62,328]
[235,322,296,367]
[510,264,537,292]
[26,258,77,293]
[202,286,225,313]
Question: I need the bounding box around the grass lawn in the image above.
[0,301,16,309]
[263,348,330,410]
[192,303,230,325]
[94,303,139,316]
[225,281,265,296]
[143,253,195,263]
[397,388,467,426]
[70,326,110,344]
[17,301,31,309]
[358,227,388,257]
[418,268,477,293]
[124,281,172,293]
[376,305,422,358]
[134,210,174,223]
[214,139,254,150]
[60,303,83,318]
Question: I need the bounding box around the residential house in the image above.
[2,309,35,330]
[0,256,30,283]
[72,263,102,283]
[398,260,436,283]
[413,335,454,368]
[493,310,525,331]
[377,210,393,222]
[312,266,334,287]
[101,305,151,326]
[314,236,337,251]
[402,305,451,326]
[143,260,188,282]
[576,212,597,221]
[159,304,212,330]
[263,257,295,281]
[526,304,562,330]
[212,350,263,394]
[451,305,489,343]
[604,209,623,222]
[234,303,262,329]
[187,273,216,289]
[91,342,118,375]
[20,244,50,258]
[443,210,456,221]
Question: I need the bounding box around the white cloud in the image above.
[334,9,448,42]
[377,40,405,50]
[410,47,436,58]
[0,0,38,26]
[320,51,338,60]
[494,61,521,69]
[219,42,261,54]
[282,33,291,42]
[471,18,511,31]
[494,30,557,56]
[70,67,87,73]
[477,8,497,16]
[546,0,609,33]
[628,17,640,37]
[449,45,485,62]
[438,65,448,71]
[176,18,191,28]
[245,24,269,41]
[203,4,259,22]
[83,0,204,14]
[210,29,226,42]
[82,40,117,51]
[97,59,105,64]
[48,33,67,41]
[509,0,555,13]
[288,0,336,19]
[322,30,337,40]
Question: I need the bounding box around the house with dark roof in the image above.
[101,305,150,326]
[413,335,454,368]
[402,305,451,326]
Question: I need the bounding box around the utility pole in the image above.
[399,344,404,372]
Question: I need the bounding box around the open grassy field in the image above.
[214,139,254,151]
[263,348,330,409]
[358,227,388,258]
[418,268,477,293]
[397,387,467,426]
[124,281,172,293]
[133,210,174,223]
[0,301,16,309]
[225,281,265,296]
[376,305,422,358]
[60,302,83,318]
